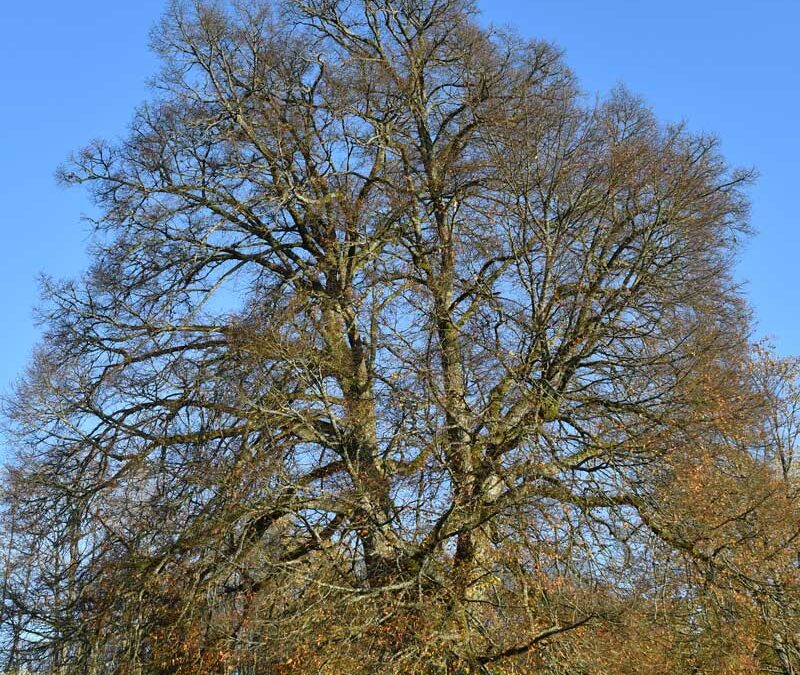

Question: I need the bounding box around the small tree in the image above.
[2,1,799,673]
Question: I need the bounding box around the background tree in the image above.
[2,0,799,673]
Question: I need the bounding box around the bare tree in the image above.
[2,1,798,673]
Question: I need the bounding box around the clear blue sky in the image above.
[1,1,798,397]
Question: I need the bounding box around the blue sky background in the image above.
[1,1,798,398]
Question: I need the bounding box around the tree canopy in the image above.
[2,1,800,673]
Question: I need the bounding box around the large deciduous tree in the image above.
[2,1,799,673]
